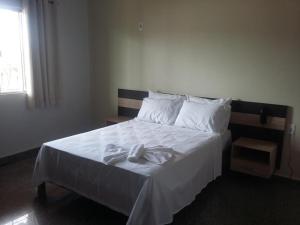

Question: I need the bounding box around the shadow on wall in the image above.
[89,0,143,126]
[89,1,113,124]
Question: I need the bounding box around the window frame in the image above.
[0,7,29,95]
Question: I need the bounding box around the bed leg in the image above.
[37,182,47,202]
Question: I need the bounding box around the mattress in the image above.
[33,119,224,225]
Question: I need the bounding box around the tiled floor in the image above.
[0,158,300,225]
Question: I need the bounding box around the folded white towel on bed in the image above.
[103,144,175,165]
[143,146,175,165]
[127,144,145,162]
[102,144,128,165]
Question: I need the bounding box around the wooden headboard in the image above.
[118,88,289,168]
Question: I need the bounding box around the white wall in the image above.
[89,0,300,180]
[0,0,92,158]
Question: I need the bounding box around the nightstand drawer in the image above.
[230,137,277,178]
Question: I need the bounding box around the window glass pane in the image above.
[0,0,23,12]
[0,8,25,93]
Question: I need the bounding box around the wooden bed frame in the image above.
[117,89,289,169]
[37,88,289,200]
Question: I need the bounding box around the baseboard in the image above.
[0,148,40,167]
[274,172,300,182]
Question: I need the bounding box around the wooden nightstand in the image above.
[230,137,277,178]
[105,116,132,126]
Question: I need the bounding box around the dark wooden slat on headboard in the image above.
[231,101,288,118]
[118,107,140,118]
[118,89,148,116]
[118,89,148,100]
[117,88,289,168]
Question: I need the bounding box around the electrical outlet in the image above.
[289,124,296,135]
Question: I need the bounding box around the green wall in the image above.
[89,0,300,179]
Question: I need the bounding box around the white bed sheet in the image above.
[33,119,223,225]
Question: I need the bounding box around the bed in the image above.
[33,119,230,225]
[33,88,288,225]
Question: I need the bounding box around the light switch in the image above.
[138,22,144,32]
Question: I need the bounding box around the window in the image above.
[0,7,29,94]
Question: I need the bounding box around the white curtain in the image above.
[23,0,58,108]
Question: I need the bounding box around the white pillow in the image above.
[137,98,182,125]
[175,101,229,133]
[149,90,186,101]
[187,95,232,107]
[188,95,232,131]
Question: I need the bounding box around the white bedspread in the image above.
[33,119,223,225]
